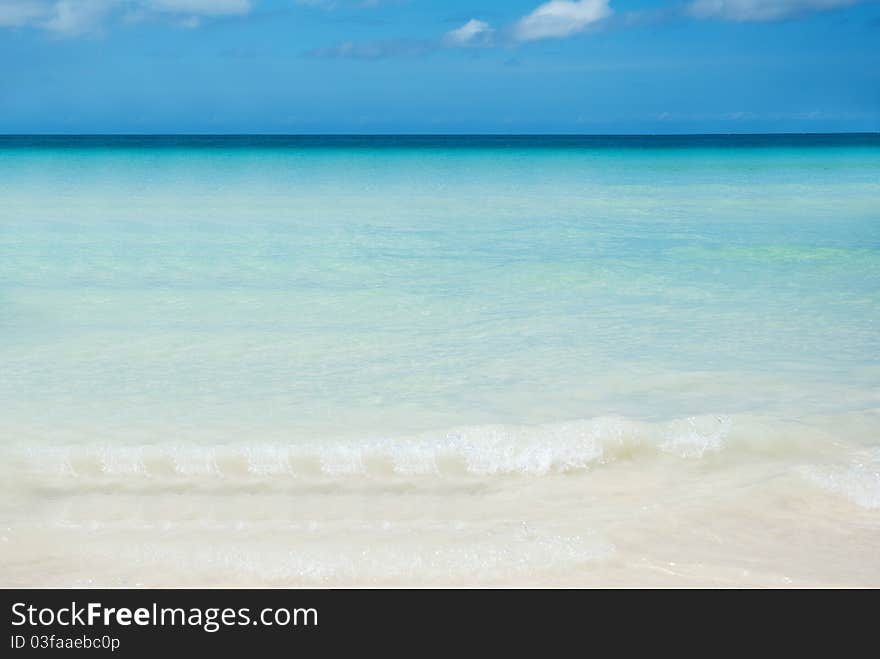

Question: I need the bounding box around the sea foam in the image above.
[3,414,797,482]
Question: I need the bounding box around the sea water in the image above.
[1,135,878,586]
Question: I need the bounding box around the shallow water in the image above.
[1,135,878,586]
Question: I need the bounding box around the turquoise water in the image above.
[2,136,878,439]
[1,136,879,585]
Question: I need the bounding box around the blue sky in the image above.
[0,0,878,133]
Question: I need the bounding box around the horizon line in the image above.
[1,131,878,138]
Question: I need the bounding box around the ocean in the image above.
[1,134,878,586]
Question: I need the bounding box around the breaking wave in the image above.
[3,413,836,482]
[798,448,880,510]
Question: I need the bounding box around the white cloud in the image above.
[294,0,389,7]
[0,0,253,35]
[146,0,252,16]
[444,18,493,46]
[514,0,612,41]
[176,14,200,26]
[0,0,116,35]
[0,1,48,27]
[43,0,115,34]
[686,0,862,22]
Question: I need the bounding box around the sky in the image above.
[0,0,878,133]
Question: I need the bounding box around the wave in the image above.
[2,413,848,481]
[797,448,880,510]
